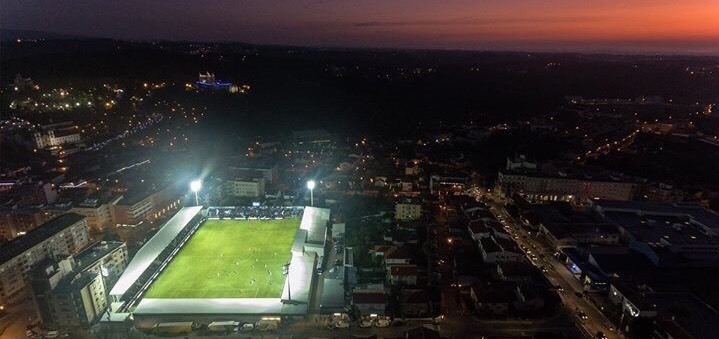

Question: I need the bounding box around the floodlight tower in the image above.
[190,179,202,206]
[307,180,316,207]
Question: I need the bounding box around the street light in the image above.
[307,180,316,207]
[190,179,202,206]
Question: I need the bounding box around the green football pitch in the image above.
[144,218,300,299]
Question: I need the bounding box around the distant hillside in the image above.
[0,29,96,41]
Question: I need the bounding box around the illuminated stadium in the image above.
[107,205,330,327]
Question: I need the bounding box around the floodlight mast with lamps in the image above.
[190,180,202,206]
[307,180,316,207]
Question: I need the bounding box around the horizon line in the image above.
[3,27,719,58]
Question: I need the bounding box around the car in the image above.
[240,323,255,332]
[335,321,350,328]
[359,319,373,328]
[596,331,607,339]
[45,331,60,338]
[375,317,391,327]
[578,311,588,320]
[25,329,35,338]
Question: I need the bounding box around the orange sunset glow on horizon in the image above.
[2,0,719,53]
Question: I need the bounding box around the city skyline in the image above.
[1,2,718,338]
[2,0,719,54]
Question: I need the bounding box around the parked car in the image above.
[359,319,373,328]
[375,317,391,327]
[239,323,254,332]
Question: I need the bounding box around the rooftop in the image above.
[542,222,619,240]
[0,213,85,266]
[603,211,717,246]
[593,200,719,232]
[494,236,522,253]
[468,220,490,235]
[74,241,125,272]
[352,291,388,304]
[300,206,330,244]
[653,293,719,339]
[471,282,518,303]
[479,237,501,253]
[400,289,427,304]
[55,271,99,293]
[390,264,418,276]
[117,184,173,206]
[501,167,640,184]
[385,245,412,260]
[497,261,536,277]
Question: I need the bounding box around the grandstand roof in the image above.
[109,206,202,298]
[135,298,285,315]
[300,206,330,244]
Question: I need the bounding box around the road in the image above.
[0,301,34,339]
[482,191,621,339]
[134,316,578,339]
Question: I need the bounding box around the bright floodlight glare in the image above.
[190,180,202,192]
[307,180,316,190]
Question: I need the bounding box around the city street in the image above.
[0,300,34,339]
[482,191,621,339]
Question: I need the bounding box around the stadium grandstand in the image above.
[105,205,330,328]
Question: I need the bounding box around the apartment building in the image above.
[0,213,90,305]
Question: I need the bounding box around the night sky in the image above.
[3,0,718,54]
